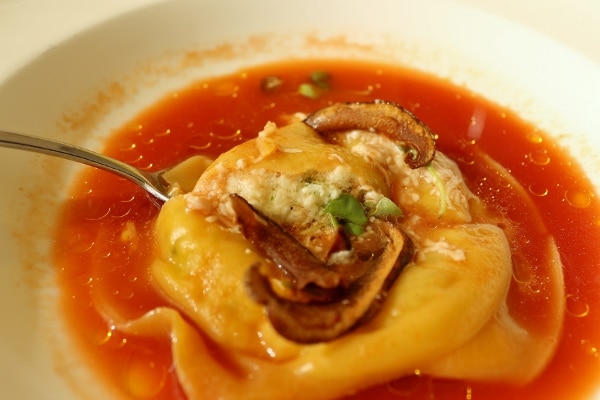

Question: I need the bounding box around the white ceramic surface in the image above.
[1,1,599,399]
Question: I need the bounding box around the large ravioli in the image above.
[119,122,564,400]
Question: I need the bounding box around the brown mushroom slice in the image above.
[231,194,341,291]
[245,219,413,344]
[303,100,436,169]
[232,194,413,343]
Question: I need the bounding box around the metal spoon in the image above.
[0,129,206,203]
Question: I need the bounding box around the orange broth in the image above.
[53,59,600,400]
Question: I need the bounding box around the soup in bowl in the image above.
[1,1,599,399]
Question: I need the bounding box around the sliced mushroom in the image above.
[231,194,341,291]
[303,100,436,169]
[232,194,414,344]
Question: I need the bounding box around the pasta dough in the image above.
[117,120,564,399]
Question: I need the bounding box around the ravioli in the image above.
[118,102,564,399]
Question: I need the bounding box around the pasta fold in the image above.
[122,121,564,399]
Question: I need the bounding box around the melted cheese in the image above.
[186,123,388,227]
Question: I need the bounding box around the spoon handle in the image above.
[0,130,169,202]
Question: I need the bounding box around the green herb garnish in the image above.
[298,83,322,99]
[427,164,447,217]
[344,222,365,236]
[372,197,403,217]
[310,70,331,89]
[324,194,368,235]
[324,194,404,235]
[298,70,332,99]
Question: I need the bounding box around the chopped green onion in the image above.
[344,222,364,236]
[427,164,447,217]
[372,197,403,217]
[328,213,340,230]
[310,71,331,89]
[260,75,283,93]
[298,83,322,99]
[324,194,367,235]
[324,194,403,236]
[324,194,367,225]
[298,71,331,99]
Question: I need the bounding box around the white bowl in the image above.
[1,0,599,399]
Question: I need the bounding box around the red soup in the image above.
[53,59,600,400]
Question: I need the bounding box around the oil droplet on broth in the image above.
[122,154,144,165]
[566,294,590,318]
[210,129,242,140]
[119,142,138,152]
[528,182,549,197]
[65,230,95,253]
[87,326,127,349]
[565,189,592,208]
[74,271,93,287]
[112,206,133,219]
[187,134,212,150]
[495,173,512,189]
[84,205,111,221]
[114,288,135,300]
[88,328,113,346]
[123,350,168,398]
[154,128,172,138]
[528,148,551,166]
[136,161,156,172]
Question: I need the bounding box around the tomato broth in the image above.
[53,59,600,400]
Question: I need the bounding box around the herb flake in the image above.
[310,71,331,89]
[298,83,322,99]
[372,197,403,217]
[324,194,368,235]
